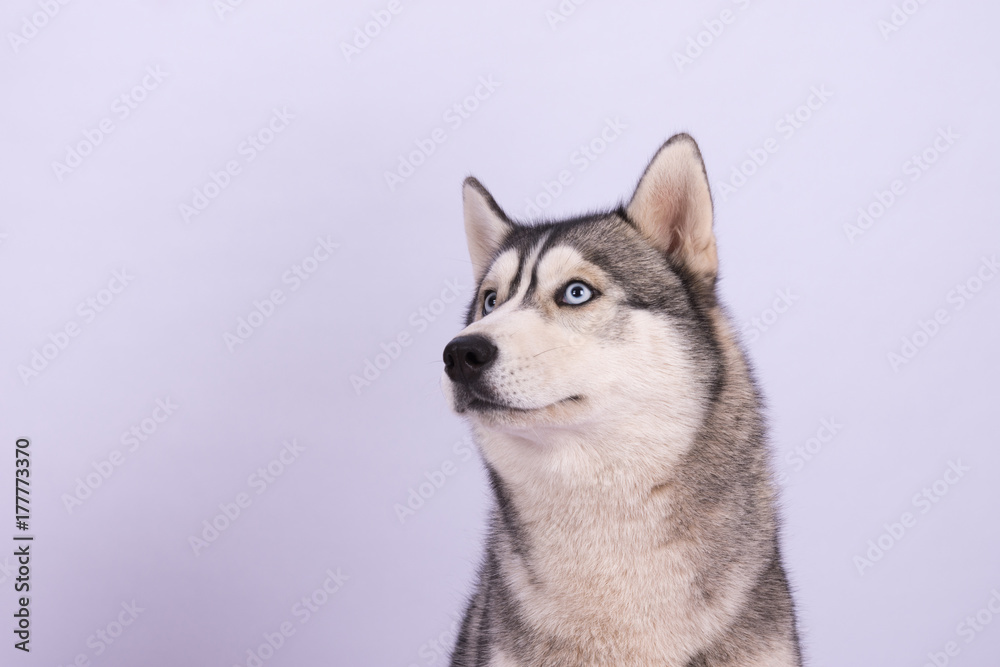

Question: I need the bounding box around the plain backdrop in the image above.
[1,1,998,666]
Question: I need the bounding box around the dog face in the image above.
[442,135,724,467]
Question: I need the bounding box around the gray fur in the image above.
[444,134,802,667]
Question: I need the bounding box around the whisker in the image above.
[532,344,573,358]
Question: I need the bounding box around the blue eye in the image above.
[483,291,497,314]
[562,282,593,305]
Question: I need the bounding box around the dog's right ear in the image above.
[463,177,513,280]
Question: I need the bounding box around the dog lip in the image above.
[466,394,583,413]
[466,398,528,412]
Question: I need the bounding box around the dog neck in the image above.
[473,420,754,663]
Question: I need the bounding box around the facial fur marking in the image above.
[522,231,560,302]
[505,246,529,304]
[475,249,519,323]
[507,232,552,312]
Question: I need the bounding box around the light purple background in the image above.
[1,1,998,666]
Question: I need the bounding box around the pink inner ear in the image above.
[665,225,684,256]
[638,175,691,256]
[663,197,689,256]
[627,137,717,280]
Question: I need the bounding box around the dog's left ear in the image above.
[626,134,717,284]
[463,177,514,280]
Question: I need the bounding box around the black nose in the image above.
[443,335,497,383]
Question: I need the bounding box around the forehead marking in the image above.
[484,249,520,291]
[523,230,576,300]
[506,246,529,298]
[534,245,588,288]
[508,233,551,309]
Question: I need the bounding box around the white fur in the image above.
[443,246,761,665]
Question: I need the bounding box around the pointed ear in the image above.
[463,177,513,280]
[626,134,717,283]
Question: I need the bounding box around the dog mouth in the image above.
[460,391,583,414]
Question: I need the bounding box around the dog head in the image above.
[442,134,725,468]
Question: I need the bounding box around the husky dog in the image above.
[441,134,801,666]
